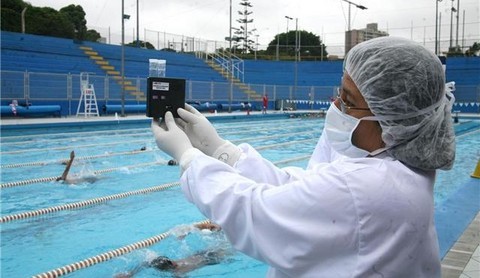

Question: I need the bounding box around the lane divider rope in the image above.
[274,155,312,166]
[1,162,161,189]
[0,127,149,142]
[230,130,319,144]
[1,121,322,155]
[0,130,151,146]
[256,138,316,150]
[31,219,212,278]
[2,117,303,144]
[1,153,313,223]
[2,116,298,143]
[1,130,319,169]
[1,149,154,169]
[0,181,180,223]
[1,139,148,155]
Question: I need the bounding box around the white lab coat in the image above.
[180,133,441,277]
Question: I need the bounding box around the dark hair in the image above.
[150,256,176,270]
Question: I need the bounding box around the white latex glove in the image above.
[176,104,226,156]
[177,104,242,166]
[151,112,194,163]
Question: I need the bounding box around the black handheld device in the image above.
[146,77,185,118]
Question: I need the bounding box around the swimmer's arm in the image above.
[176,222,221,239]
[57,151,75,181]
[194,222,221,232]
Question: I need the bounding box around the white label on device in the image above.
[152,82,169,91]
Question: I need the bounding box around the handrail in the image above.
[207,50,244,82]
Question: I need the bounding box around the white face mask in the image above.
[324,103,384,158]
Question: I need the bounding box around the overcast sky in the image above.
[27,0,479,56]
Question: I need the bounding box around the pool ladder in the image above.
[76,72,99,118]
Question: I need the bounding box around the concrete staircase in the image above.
[79,46,146,101]
[206,52,262,101]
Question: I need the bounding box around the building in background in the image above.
[345,23,389,55]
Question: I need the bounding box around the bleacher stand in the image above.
[1,31,479,116]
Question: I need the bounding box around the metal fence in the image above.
[0,70,338,116]
[2,70,478,116]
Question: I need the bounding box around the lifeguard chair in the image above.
[76,72,99,117]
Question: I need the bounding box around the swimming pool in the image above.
[1,115,479,277]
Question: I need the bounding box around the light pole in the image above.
[285,16,293,56]
[276,33,280,61]
[121,0,125,117]
[294,18,299,100]
[435,0,443,55]
[229,0,232,54]
[121,1,130,117]
[449,0,457,49]
[254,34,259,60]
[21,7,27,33]
[455,0,460,47]
[342,0,367,31]
[229,0,233,112]
[341,0,367,55]
[136,0,139,47]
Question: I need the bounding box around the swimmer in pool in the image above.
[56,151,98,184]
[115,248,229,278]
[114,223,227,278]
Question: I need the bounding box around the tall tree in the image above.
[85,29,101,42]
[1,0,101,42]
[26,6,74,39]
[235,0,254,53]
[1,0,29,32]
[59,5,87,40]
[266,30,328,59]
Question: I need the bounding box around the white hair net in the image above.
[344,36,455,170]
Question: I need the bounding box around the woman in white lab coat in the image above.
[152,37,455,277]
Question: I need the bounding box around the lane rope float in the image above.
[1,149,154,169]
[0,181,180,223]
[275,155,312,166]
[1,126,319,156]
[0,127,149,143]
[31,219,212,278]
[256,138,316,150]
[0,130,151,147]
[1,139,148,155]
[1,152,313,223]
[1,162,161,189]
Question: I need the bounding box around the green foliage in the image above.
[26,7,74,39]
[0,0,100,42]
[59,4,87,40]
[465,42,480,57]
[1,7,22,32]
[265,30,328,60]
[85,29,101,42]
[126,40,156,49]
[2,0,27,11]
[1,0,29,32]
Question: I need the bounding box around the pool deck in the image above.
[0,109,312,126]
[441,212,479,278]
[1,111,479,278]
[1,111,478,127]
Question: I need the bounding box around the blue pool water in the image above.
[0,116,479,277]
